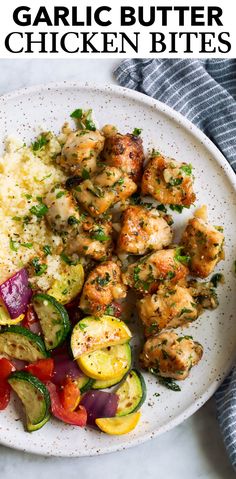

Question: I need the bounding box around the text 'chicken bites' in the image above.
[140,332,203,380]
[137,285,198,336]
[73,166,137,217]
[181,216,225,278]
[117,205,172,255]
[79,261,127,317]
[122,248,189,294]
[141,153,196,206]
[102,132,145,183]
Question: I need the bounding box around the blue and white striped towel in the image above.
[114,59,236,467]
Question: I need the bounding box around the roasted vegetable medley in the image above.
[0,109,225,435]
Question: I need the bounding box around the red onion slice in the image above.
[0,269,32,319]
[80,390,118,425]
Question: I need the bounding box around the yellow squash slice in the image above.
[77,343,131,380]
[71,315,132,358]
[96,412,141,435]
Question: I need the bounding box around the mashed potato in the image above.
[0,133,69,290]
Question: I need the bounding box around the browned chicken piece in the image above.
[65,216,113,261]
[79,261,127,316]
[58,129,105,176]
[117,205,172,255]
[44,186,80,233]
[181,216,224,278]
[137,285,198,336]
[140,332,203,380]
[122,248,189,294]
[103,133,144,182]
[141,154,196,206]
[73,166,137,217]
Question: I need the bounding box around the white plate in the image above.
[0,82,236,457]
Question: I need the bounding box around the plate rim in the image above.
[0,80,236,457]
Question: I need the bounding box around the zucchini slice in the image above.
[8,371,51,431]
[116,370,146,417]
[32,293,71,350]
[77,343,131,381]
[0,325,48,362]
[92,372,126,390]
[47,263,84,304]
[77,376,94,393]
[71,315,132,359]
[96,412,141,435]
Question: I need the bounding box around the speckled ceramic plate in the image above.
[0,82,236,457]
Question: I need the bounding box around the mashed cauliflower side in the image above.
[0,133,70,290]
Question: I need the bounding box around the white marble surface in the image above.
[0,59,234,479]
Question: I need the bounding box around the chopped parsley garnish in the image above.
[31,134,49,152]
[70,109,83,119]
[169,205,184,213]
[21,242,33,249]
[174,247,190,265]
[168,177,183,187]
[9,238,19,252]
[166,271,175,280]
[132,128,142,136]
[30,200,48,218]
[60,252,79,266]
[180,164,192,176]
[177,335,193,342]
[151,149,160,157]
[85,109,96,131]
[31,257,47,276]
[56,191,66,199]
[12,216,21,222]
[67,216,79,226]
[96,273,110,287]
[149,368,181,391]
[157,204,167,213]
[179,308,193,315]
[105,305,114,315]
[210,273,224,288]
[82,168,90,180]
[43,245,52,256]
[91,227,110,243]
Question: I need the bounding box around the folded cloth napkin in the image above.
[114,58,236,467]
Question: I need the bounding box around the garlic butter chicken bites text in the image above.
[141,153,196,206]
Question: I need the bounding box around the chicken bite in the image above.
[122,248,189,294]
[65,215,113,261]
[140,332,203,380]
[137,285,198,336]
[102,132,144,182]
[79,261,127,317]
[44,185,80,234]
[73,166,137,217]
[58,129,105,176]
[117,205,172,255]
[181,216,224,278]
[141,153,196,206]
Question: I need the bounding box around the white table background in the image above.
[0,59,234,479]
